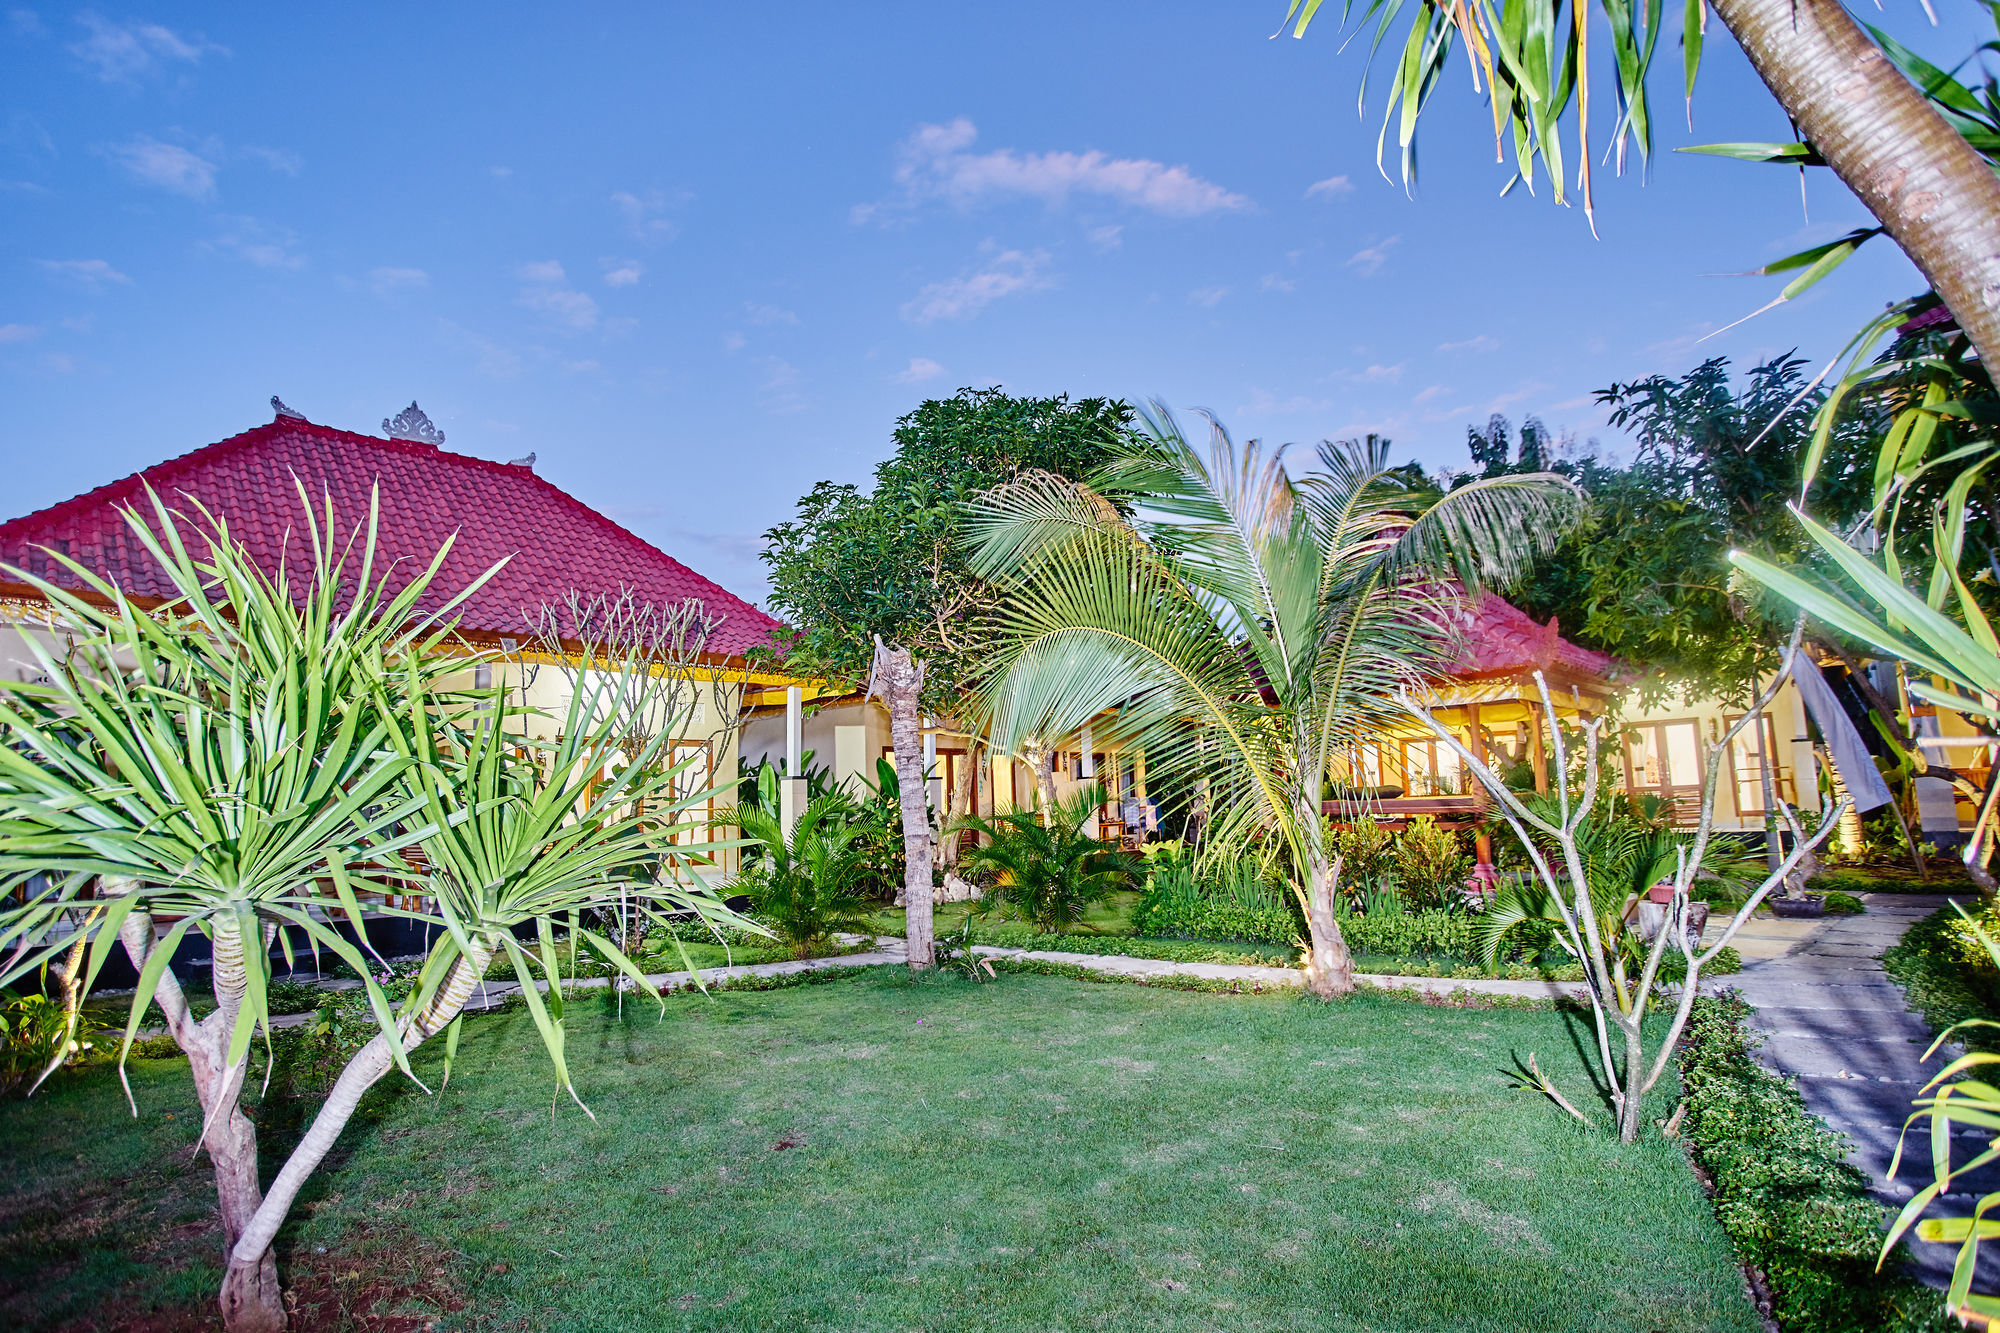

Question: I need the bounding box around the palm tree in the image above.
[731,794,876,958]
[955,782,1135,933]
[961,406,1580,996]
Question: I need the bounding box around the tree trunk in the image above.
[227,943,493,1304]
[871,639,934,969]
[114,903,287,1333]
[1302,855,1355,999]
[1710,0,2000,368]
[1033,743,1059,819]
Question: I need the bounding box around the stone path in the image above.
[1723,892,1977,1290]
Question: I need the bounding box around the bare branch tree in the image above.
[1395,624,1846,1143]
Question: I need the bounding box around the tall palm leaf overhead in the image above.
[964,404,1582,995]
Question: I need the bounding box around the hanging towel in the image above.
[1792,659,1894,812]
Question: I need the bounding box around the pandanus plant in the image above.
[0,488,749,1332]
[961,405,1580,995]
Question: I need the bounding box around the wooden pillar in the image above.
[1466,700,1486,768]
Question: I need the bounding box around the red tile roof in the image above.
[0,416,782,659]
[1447,590,1614,680]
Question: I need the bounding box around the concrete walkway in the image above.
[1724,892,1977,1290]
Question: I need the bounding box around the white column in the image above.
[781,685,807,840]
[1079,723,1095,778]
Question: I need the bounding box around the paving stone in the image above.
[1721,894,1990,1293]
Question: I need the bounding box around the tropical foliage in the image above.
[955,783,1135,933]
[0,489,747,1331]
[963,404,1581,994]
[731,795,877,957]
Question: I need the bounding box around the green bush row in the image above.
[1129,895,1301,946]
[1678,994,1945,1333]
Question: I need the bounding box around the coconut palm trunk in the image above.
[1710,0,2000,370]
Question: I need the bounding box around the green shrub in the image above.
[1338,907,1474,959]
[1133,862,1299,945]
[0,990,86,1096]
[957,783,1136,933]
[1678,994,1946,1333]
[1818,890,1867,915]
[1392,815,1472,909]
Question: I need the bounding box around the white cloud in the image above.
[238,145,302,176]
[1089,224,1124,251]
[611,189,683,243]
[1260,273,1296,294]
[69,13,221,82]
[488,165,513,179]
[876,119,1250,218]
[893,357,945,384]
[900,247,1053,324]
[1437,334,1500,354]
[1305,174,1353,199]
[1344,235,1400,277]
[758,355,806,413]
[602,260,644,287]
[368,266,428,295]
[744,302,799,326]
[722,331,746,352]
[1240,387,1334,418]
[213,216,303,270]
[1328,362,1406,385]
[0,322,40,342]
[10,10,49,37]
[39,257,129,285]
[1188,285,1229,308]
[104,135,216,197]
[517,260,598,330]
[1413,385,1452,405]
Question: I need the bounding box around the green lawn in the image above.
[3,971,1761,1332]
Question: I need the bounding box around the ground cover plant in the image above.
[3,970,1766,1332]
[1882,899,2000,1052]
[1677,994,1946,1333]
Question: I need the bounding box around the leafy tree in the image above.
[761,387,1138,966]
[963,406,1579,996]
[1460,355,1868,702]
[1280,0,2000,370]
[763,388,1138,703]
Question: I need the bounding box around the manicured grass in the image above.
[3,972,1762,1332]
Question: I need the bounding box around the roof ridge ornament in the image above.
[382,401,445,446]
[270,395,306,421]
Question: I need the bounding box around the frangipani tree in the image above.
[0,491,749,1332]
[1397,643,1845,1143]
[963,406,1581,996]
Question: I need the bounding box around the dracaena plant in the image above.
[0,488,754,1332]
[0,485,487,1330]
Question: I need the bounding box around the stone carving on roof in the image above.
[270,395,306,421]
[382,401,445,446]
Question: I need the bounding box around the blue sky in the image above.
[2,3,1987,604]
